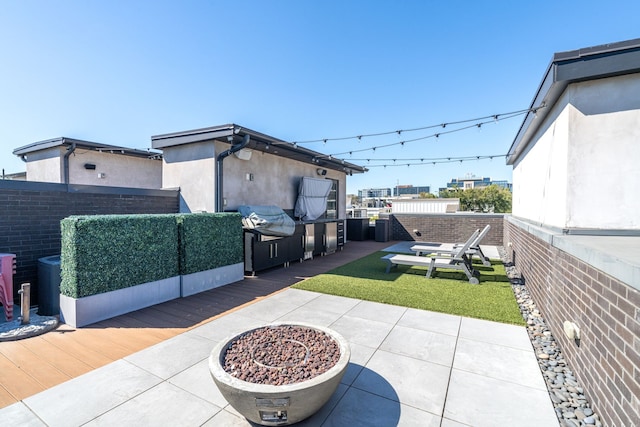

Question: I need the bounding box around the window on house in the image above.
[325,179,338,219]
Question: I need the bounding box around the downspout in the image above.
[62,139,76,184]
[215,134,250,212]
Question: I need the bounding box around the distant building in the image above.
[393,184,430,197]
[358,188,391,199]
[1,171,26,180]
[441,174,512,192]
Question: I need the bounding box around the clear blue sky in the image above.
[1,1,638,194]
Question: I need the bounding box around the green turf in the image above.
[292,251,524,325]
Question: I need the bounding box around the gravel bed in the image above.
[500,248,602,427]
[222,324,340,386]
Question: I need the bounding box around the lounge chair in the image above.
[410,224,492,267]
[381,231,480,284]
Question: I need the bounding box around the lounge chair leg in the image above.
[385,261,397,274]
[426,260,435,278]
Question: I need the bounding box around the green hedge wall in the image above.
[60,213,243,299]
[61,214,179,298]
[178,213,243,275]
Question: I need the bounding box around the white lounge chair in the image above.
[410,224,492,267]
[381,231,480,284]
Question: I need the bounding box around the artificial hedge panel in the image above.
[177,213,243,275]
[61,215,179,298]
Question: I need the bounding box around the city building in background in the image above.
[441,174,512,192]
[357,188,391,199]
[393,184,430,197]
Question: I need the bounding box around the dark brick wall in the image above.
[389,213,504,245]
[0,180,179,305]
[504,220,640,427]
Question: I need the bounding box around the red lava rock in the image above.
[223,325,341,385]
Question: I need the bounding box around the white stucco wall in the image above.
[221,144,347,218]
[25,147,65,182]
[161,142,216,212]
[68,149,162,188]
[512,73,640,230]
[24,146,162,189]
[564,77,640,229]
[512,107,570,228]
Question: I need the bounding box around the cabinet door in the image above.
[313,223,324,256]
[287,225,305,262]
[252,240,274,271]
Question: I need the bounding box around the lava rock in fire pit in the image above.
[222,324,341,386]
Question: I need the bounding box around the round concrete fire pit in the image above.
[209,322,350,426]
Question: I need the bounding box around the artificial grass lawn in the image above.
[292,251,524,325]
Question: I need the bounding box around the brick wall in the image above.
[504,220,640,427]
[390,213,504,245]
[0,180,179,305]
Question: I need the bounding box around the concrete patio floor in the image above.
[1,286,558,426]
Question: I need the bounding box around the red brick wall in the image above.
[390,213,504,245]
[504,220,640,427]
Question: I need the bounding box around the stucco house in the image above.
[505,38,640,426]
[150,124,366,216]
[13,137,163,189]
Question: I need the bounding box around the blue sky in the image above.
[1,1,638,194]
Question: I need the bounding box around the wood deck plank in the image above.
[0,385,17,409]
[0,341,71,388]
[40,329,116,368]
[0,353,46,401]
[18,337,94,378]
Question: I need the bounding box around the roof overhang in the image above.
[507,38,640,165]
[151,124,368,175]
[13,137,161,159]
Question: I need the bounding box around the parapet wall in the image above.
[389,213,504,245]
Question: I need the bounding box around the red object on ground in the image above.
[0,253,16,321]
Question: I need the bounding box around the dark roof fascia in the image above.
[151,124,237,149]
[506,38,640,165]
[13,137,160,159]
[151,124,368,174]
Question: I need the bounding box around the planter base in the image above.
[180,263,244,297]
[60,276,181,327]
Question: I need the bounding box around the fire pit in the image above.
[209,322,350,426]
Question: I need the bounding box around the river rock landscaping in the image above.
[503,250,602,427]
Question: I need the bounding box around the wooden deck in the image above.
[0,240,389,409]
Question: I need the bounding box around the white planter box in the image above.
[180,262,244,297]
[60,276,181,328]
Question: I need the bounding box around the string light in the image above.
[259,106,544,169]
[360,154,508,168]
[310,109,535,161]
[289,106,542,145]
